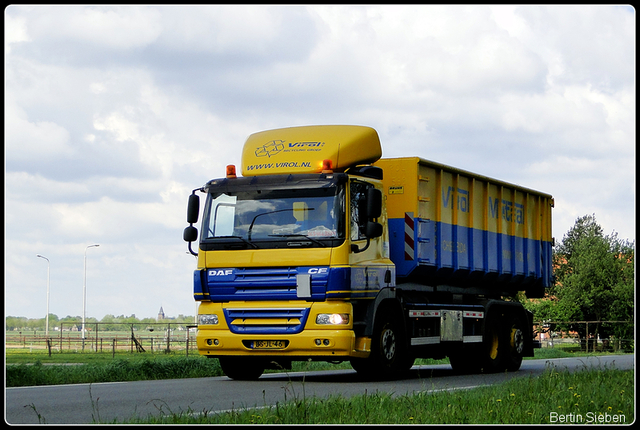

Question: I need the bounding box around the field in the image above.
[5,323,196,356]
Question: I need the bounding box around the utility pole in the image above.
[36,254,50,336]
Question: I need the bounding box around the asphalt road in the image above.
[5,355,633,424]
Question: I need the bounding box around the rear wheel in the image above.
[480,312,506,373]
[504,314,525,371]
[218,357,265,380]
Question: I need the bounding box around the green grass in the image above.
[8,348,633,424]
[119,367,633,424]
[6,346,628,388]
[5,348,193,365]
[6,356,223,387]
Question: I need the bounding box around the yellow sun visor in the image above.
[241,125,382,176]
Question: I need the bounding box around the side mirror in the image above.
[365,221,383,239]
[365,188,382,219]
[351,222,383,253]
[183,226,198,242]
[187,194,200,224]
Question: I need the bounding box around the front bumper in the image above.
[196,301,370,359]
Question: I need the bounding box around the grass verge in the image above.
[5,347,628,388]
[6,356,222,387]
[119,366,634,424]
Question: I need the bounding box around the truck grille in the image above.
[207,267,329,301]
[223,307,310,335]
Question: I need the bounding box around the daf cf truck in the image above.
[183,125,554,380]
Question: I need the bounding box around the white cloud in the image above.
[5,99,74,161]
[4,12,30,53]
[513,6,634,91]
[26,6,162,50]
[157,5,317,56]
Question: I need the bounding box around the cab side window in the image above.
[350,180,372,241]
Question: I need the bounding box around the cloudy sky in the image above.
[5,5,635,321]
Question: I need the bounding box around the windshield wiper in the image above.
[209,235,258,248]
[268,234,327,247]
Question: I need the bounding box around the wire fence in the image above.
[533,320,634,352]
[6,322,199,356]
[6,320,634,356]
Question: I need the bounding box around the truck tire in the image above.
[351,308,413,377]
[219,357,265,380]
[504,314,525,371]
[481,313,506,373]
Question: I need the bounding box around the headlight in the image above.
[316,313,350,325]
[198,314,219,325]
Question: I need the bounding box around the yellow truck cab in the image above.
[184,125,553,380]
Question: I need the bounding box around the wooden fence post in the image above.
[586,322,589,352]
[165,323,171,353]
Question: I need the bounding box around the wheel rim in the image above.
[489,332,499,360]
[511,327,524,354]
[381,328,396,361]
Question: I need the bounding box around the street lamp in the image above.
[82,244,100,345]
[36,254,50,336]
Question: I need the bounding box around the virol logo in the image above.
[255,140,285,157]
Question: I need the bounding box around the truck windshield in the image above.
[201,186,345,249]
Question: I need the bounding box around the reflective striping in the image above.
[404,213,414,260]
[409,309,483,318]
[463,311,484,318]
[409,310,440,317]
[463,335,483,343]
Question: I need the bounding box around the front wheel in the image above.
[351,313,413,377]
[218,357,265,380]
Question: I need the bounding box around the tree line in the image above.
[5,314,195,332]
[523,214,634,343]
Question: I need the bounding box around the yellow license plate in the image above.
[252,340,285,349]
